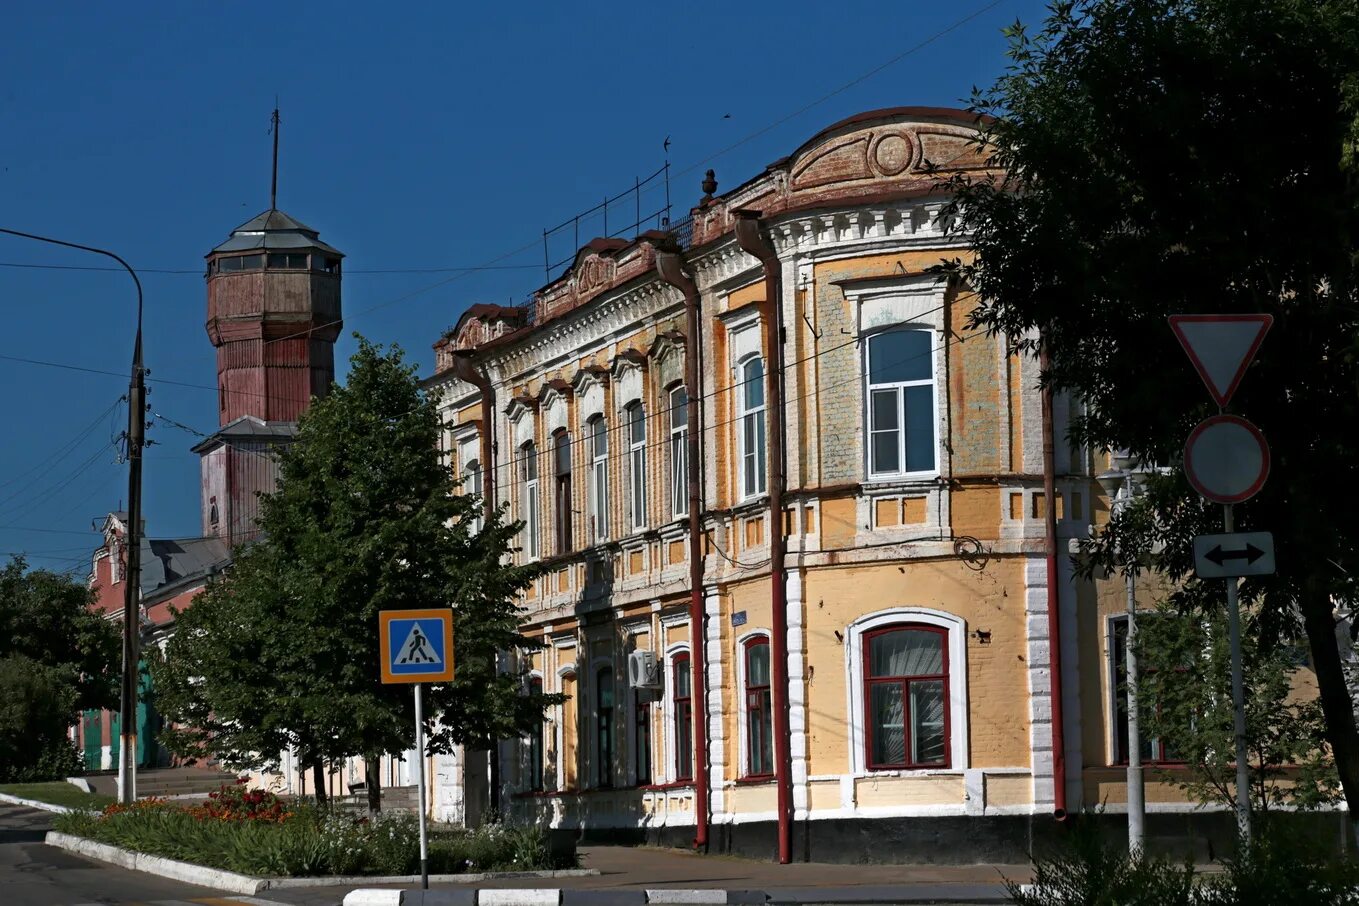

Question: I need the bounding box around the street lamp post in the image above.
[1098,460,1144,857]
[0,228,144,805]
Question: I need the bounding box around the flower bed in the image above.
[53,780,571,878]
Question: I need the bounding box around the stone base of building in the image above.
[577,811,1352,864]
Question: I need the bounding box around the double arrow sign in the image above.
[1192,531,1276,579]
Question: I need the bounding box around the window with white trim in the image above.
[669,385,689,519]
[738,356,767,499]
[627,402,647,530]
[527,675,544,791]
[520,441,539,560]
[463,458,482,533]
[865,328,937,478]
[743,636,773,777]
[553,430,572,555]
[588,416,609,542]
[596,665,614,788]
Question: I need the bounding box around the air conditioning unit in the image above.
[628,649,662,689]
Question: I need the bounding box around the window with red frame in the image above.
[744,637,773,777]
[673,653,693,781]
[864,625,948,769]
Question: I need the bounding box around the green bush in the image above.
[53,799,565,878]
[1011,820,1359,906]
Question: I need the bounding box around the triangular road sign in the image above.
[394,621,443,667]
[1168,314,1273,408]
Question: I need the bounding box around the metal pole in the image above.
[1124,499,1145,856]
[415,683,429,890]
[0,228,142,805]
[1223,503,1252,840]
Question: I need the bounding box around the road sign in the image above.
[1193,531,1276,579]
[1184,415,1270,504]
[1168,314,1272,408]
[379,609,454,684]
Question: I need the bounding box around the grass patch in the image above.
[52,790,573,878]
[0,781,113,810]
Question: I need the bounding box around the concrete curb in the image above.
[0,792,73,813]
[46,831,264,894]
[44,830,598,896]
[342,885,1012,906]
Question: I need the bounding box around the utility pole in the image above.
[0,228,143,805]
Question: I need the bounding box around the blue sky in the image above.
[0,0,1046,572]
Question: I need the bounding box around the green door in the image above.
[108,711,120,766]
[81,711,101,771]
[136,662,156,768]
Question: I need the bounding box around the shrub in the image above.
[1009,825,1195,906]
[52,789,565,878]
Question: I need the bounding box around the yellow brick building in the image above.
[420,107,1277,861]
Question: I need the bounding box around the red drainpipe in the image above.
[654,245,710,850]
[733,211,793,864]
[1039,342,1067,820]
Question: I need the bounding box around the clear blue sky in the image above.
[0,0,1046,572]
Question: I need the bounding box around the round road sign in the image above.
[1184,415,1270,504]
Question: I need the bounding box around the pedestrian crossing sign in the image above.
[379,609,454,684]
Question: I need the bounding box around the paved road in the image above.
[0,802,271,906]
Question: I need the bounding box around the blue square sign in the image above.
[379,609,454,683]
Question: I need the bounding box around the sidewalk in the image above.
[266,845,1028,905]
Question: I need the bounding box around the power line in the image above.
[0,261,541,276]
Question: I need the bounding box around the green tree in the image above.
[944,0,1359,835]
[155,338,556,808]
[0,557,119,781]
[1133,600,1339,812]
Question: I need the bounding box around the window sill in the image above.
[863,475,943,492]
[735,774,775,785]
[857,765,954,777]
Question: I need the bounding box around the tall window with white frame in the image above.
[738,356,767,499]
[744,637,773,777]
[520,441,539,561]
[634,687,652,785]
[864,624,948,769]
[865,328,936,478]
[553,430,572,555]
[627,402,647,531]
[463,458,482,533]
[596,665,614,789]
[528,676,544,792]
[588,416,609,542]
[669,385,689,519]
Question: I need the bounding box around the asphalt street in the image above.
[0,802,276,906]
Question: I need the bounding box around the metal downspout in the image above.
[733,211,793,863]
[655,246,711,850]
[1039,342,1068,821]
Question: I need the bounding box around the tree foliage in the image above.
[943,0,1359,823]
[155,338,557,798]
[1134,601,1339,811]
[0,557,119,780]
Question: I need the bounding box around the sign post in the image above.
[1170,313,1272,842]
[379,609,455,891]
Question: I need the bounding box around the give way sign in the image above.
[1168,314,1273,408]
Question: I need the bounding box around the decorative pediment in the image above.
[647,329,686,359]
[505,392,537,422]
[539,379,571,434]
[611,349,646,405]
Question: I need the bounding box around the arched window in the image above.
[672,652,693,781]
[738,357,767,499]
[669,386,689,519]
[863,625,948,768]
[463,458,482,533]
[743,637,773,777]
[627,403,647,530]
[588,416,609,542]
[553,430,572,555]
[520,442,539,560]
[528,676,544,792]
[596,665,614,789]
[865,328,936,477]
